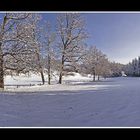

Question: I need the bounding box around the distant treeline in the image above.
[124,57,140,77]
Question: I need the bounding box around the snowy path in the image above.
[0,77,140,127]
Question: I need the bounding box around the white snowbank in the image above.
[121,71,127,77]
[64,72,91,81]
[4,72,113,93]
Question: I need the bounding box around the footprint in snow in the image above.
[68,107,73,110]
[64,107,73,113]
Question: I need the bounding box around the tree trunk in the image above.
[98,75,100,81]
[93,74,96,81]
[58,54,64,84]
[48,70,51,85]
[36,51,45,85]
[92,68,96,82]
[0,52,4,89]
[0,15,7,89]
[48,54,51,85]
[40,70,45,85]
[58,72,62,84]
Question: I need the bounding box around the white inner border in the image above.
[0,11,140,13]
[0,11,139,128]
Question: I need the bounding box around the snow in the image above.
[4,72,106,93]
[121,71,127,77]
[0,73,140,127]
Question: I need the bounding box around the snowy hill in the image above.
[4,72,105,93]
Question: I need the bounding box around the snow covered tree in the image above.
[43,22,56,85]
[81,46,110,81]
[56,13,87,84]
[85,46,98,81]
[109,62,124,77]
[4,13,46,85]
[124,56,140,76]
[0,13,31,89]
[132,58,138,76]
[25,14,46,85]
[137,56,140,76]
[96,54,110,80]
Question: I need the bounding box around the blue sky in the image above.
[41,12,140,64]
[1,12,140,64]
[83,13,140,64]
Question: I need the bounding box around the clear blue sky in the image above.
[41,12,140,64]
[83,13,140,64]
[1,12,140,64]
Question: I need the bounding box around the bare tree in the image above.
[95,52,110,80]
[110,62,124,77]
[43,22,56,85]
[81,46,110,81]
[0,13,30,89]
[81,46,98,81]
[56,13,87,84]
[20,14,46,85]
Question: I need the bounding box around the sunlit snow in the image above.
[0,73,139,127]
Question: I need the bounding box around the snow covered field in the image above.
[0,74,140,127]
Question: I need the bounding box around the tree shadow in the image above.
[67,80,116,86]
[0,86,109,96]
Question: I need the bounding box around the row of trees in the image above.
[124,57,140,76]
[0,12,124,89]
[79,46,124,81]
[79,46,110,81]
